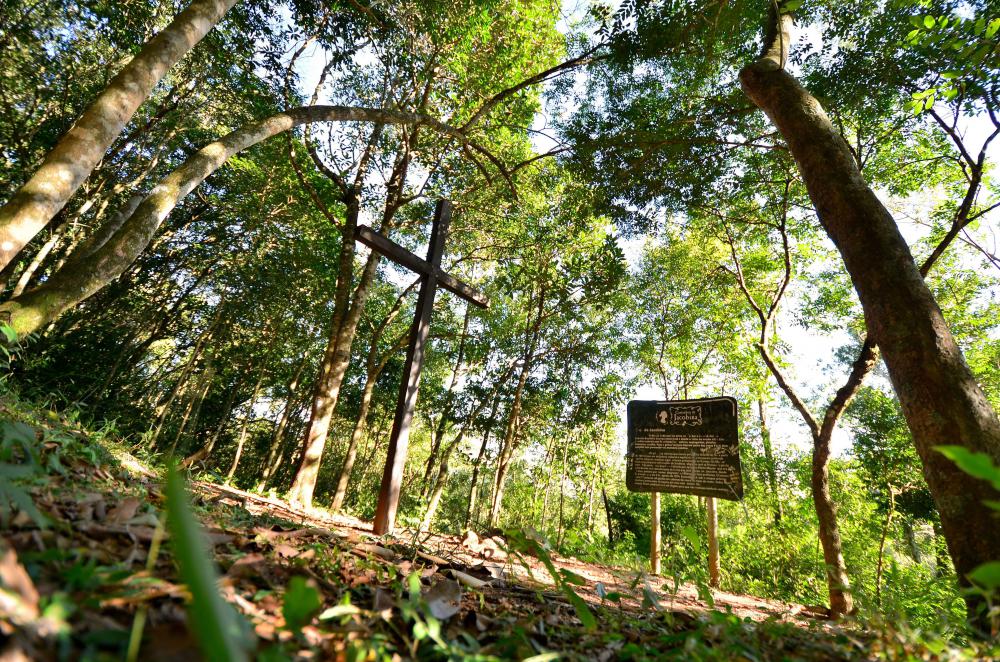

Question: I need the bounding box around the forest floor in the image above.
[1,397,996,661]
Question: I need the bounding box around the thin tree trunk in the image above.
[758,397,782,524]
[650,492,661,575]
[256,358,308,490]
[422,305,471,493]
[464,396,502,530]
[0,0,240,271]
[10,228,63,297]
[603,483,614,547]
[329,337,403,511]
[875,489,895,610]
[586,453,598,530]
[168,362,214,456]
[557,434,569,548]
[182,381,240,469]
[488,284,546,528]
[741,10,1000,627]
[226,374,264,484]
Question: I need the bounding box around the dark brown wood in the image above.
[355,225,488,308]
[626,397,743,501]
[369,200,487,535]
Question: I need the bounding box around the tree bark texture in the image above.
[741,14,1000,626]
[0,0,240,271]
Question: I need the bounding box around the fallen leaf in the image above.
[353,543,395,560]
[0,544,39,621]
[105,497,141,524]
[446,569,490,589]
[424,578,462,620]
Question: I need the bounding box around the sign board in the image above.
[626,397,743,501]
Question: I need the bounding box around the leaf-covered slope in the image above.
[1,393,997,660]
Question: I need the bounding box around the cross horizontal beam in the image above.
[355,224,489,308]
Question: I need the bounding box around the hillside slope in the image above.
[1,393,995,660]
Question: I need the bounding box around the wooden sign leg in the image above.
[372,275,437,535]
[650,492,661,575]
[707,496,720,588]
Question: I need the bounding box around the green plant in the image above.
[936,445,1000,632]
[503,528,598,631]
[0,420,48,527]
[165,464,255,661]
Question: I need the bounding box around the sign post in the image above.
[626,397,742,580]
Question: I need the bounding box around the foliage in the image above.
[165,464,255,661]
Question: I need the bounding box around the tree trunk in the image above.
[422,306,471,493]
[9,228,63,297]
[0,106,465,336]
[182,381,240,469]
[758,398,782,524]
[602,483,614,547]
[168,362,214,456]
[557,434,569,548]
[464,397,502,530]
[875,489,896,609]
[811,427,854,616]
[330,356,383,510]
[488,284,546,528]
[226,374,264,484]
[287,245,381,507]
[0,0,240,271]
[257,357,308,491]
[741,12,1000,627]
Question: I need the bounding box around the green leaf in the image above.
[562,584,597,630]
[923,15,935,29]
[909,15,924,29]
[166,465,253,662]
[681,524,701,550]
[559,568,588,586]
[282,576,322,633]
[968,562,1000,590]
[781,0,803,12]
[0,325,17,344]
[987,18,1000,39]
[522,654,561,662]
[935,445,1000,490]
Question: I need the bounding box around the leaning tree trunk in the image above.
[0,0,240,271]
[0,105,465,336]
[287,248,381,507]
[741,11,1000,628]
[810,427,853,616]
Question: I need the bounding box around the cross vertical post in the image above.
[371,201,449,534]
[357,200,487,536]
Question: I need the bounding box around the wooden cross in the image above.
[356,200,488,535]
